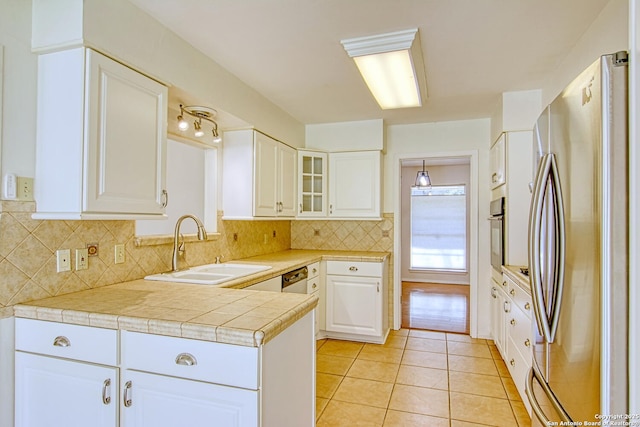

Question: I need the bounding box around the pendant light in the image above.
[412,160,432,188]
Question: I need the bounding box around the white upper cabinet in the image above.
[297,151,328,217]
[329,151,381,218]
[222,129,296,219]
[490,133,506,189]
[33,48,168,219]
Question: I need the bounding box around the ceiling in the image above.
[129,0,611,126]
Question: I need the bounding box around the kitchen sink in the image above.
[144,263,272,285]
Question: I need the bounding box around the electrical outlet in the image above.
[16,177,34,201]
[3,174,17,199]
[114,244,125,264]
[75,248,88,270]
[56,249,71,272]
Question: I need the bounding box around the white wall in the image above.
[541,0,629,108]
[0,0,38,178]
[385,118,492,338]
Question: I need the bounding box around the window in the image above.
[410,185,466,271]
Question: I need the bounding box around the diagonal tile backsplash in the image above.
[0,201,291,315]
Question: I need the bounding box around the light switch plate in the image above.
[114,244,125,264]
[56,249,71,272]
[75,248,88,270]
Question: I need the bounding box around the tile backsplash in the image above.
[0,201,290,315]
[1,201,394,318]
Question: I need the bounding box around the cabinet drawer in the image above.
[507,305,533,361]
[15,318,117,366]
[122,331,259,390]
[326,260,382,277]
[307,262,320,279]
[308,276,320,294]
[505,276,532,315]
[506,336,530,402]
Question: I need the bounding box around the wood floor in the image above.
[401,282,470,334]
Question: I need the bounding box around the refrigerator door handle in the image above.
[548,153,566,343]
[525,365,572,424]
[528,153,565,343]
[529,154,554,342]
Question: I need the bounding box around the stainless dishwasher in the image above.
[281,266,308,293]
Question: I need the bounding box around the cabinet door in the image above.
[326,275,382,337]
[85,50,167,214]
[122,370,258,427]
[329,151,381,218]
[490,282,506,359]
[298,151,327,217]
[278,143,297,216]
[254,132,279,216]
[15,352,117,427]
[490,133,506,189]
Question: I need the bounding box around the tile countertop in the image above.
[502,265,531,294]
[12,249,390,347]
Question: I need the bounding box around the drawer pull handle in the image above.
[510,358,516,367]
[525,339,531,347]
[503,301,510,313]
[510,289,516,296]
[311,283,317,289]
[102,379,111,405]
[175,353,198,366]
[349,266,358,271]
[502,281,507,287]
[525,302,531,310]
[53,336,71,347]
[510,319,516,326]
[312,268,317,274]
[123,381,133,407]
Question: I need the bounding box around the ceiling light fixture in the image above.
[341,28,427,110]
[412,160,432,188]
[176,104,221,143]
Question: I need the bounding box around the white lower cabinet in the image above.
[14,318,119,427]
[15,352,117,427]
[15,313,315,427]
[323,260,388,343]
[121,370,257,427]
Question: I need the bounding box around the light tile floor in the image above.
[315,329,531,427]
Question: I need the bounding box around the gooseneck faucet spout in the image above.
[172,214,208,272]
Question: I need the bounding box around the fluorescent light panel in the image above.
[342,29,425,110]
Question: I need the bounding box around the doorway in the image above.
[398,156,473,334]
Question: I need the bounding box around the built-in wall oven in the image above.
[489,197,505,272]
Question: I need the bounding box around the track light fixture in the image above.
[176,104,221,143]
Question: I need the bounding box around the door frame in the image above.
[393,150,479,337]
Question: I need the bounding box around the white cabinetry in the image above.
[34,47,168,220]
[121,331,259,427]
[492,271,533,414]
[490,133,506,189]
[492,131,533,266]
[298,151,327,217]
[324,259,388,343]
[222,130,296,219]
[328,151,381,218]
[14,319,118,427]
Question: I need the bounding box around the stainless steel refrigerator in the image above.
[526,52,629,425]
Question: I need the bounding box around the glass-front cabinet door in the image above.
[297,151,327,217]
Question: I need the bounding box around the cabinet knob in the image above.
[510,289,516,296]
[175,352,198,366]
[102,378,111,405]
[510,358,516,367]
[510,318,516,326]
[502,281,507,288]
[53,336,71,348]
[123,381,133,407]
[349,266,358,272]
[312,268,317,274]
[525,339,531,347]
[525,302,531,310]
[311,282,317,289]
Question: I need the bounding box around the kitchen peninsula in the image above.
[11,249,389,427]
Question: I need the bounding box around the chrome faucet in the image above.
[172,214,208,272]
